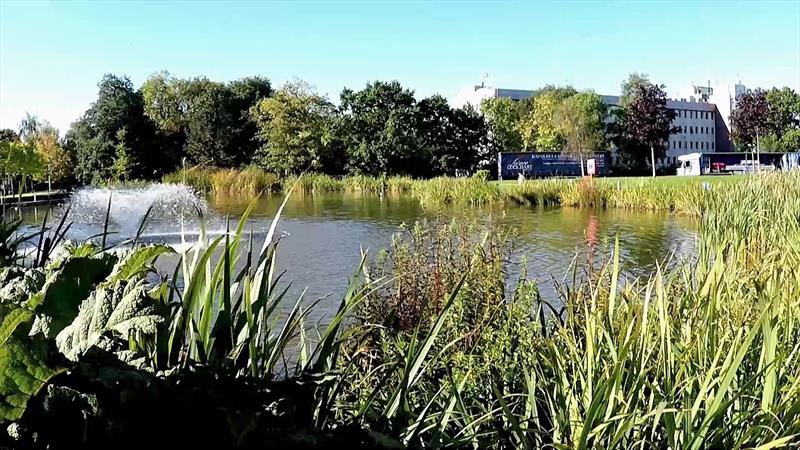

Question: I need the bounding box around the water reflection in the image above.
[15,190,697,321]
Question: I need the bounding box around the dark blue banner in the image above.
[497,152,609,179]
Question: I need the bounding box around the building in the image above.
[674,82,746,139]
[454,81,744,165]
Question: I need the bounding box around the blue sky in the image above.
[1,0,799,134]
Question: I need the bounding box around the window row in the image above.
[672,141,714,150]
[681,125,714,135]
[677,110,714,120]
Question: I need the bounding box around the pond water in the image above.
[14,184,698,324]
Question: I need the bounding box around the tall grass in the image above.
[162,165,779,215]
[322,173,800,448]
[162,165,280,196]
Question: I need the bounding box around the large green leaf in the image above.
[55,279,165,361]
[0,336,64,422]
[0,267,44,306]
[107,245,174,282]
[0,304,33,347]
[29,255,117,339]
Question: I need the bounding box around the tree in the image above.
[417,96,490,176]
[481,97,522,153]
[66,74,158,183]
[18,113,44,144]
[250,80,340,175]
[0,129,19,143]
[780,129,800,151]
[766,87,800,139]
[141,72,271,167]
[0,140,42,195]
[531,86,577,150]
[555,92,607,176]
[613,79,677,177]
[730,89,770,152]
[619,73,651,106]
[111,128,133,182]
[227,76,273,165]
[339,81,421,176]
[33,127,72,187]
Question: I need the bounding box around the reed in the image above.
[324,172,800,448]
[162,165,280,196]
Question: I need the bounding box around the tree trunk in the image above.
[650,145,656,178]
[580,157,585,177]
[756,131,761,174]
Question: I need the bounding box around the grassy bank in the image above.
[165,166,768,213]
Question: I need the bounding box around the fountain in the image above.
[55,184,211,244]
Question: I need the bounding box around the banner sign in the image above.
[497,152,609,179]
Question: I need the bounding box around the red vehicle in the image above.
[711,162,726,173]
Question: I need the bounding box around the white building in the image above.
[674,82,746,138]
[455,81,742,165]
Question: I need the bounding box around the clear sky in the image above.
[1,0,799,134]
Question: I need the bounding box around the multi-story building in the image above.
[454,81,743,165]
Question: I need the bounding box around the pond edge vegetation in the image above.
[164,165,756,214]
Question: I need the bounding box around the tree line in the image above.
[2,72,798,188]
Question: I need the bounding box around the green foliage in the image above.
[611,76,678,175]
[65,74,159,183]
[55,279,164,362]
[340,81,422,176]
[481,97,523,152]
[0,129,19,144]
[555,91,607,170]
[251,80,341,175]
[110,128,133,183]
[530,86,577,150]
[0,335,64,422]
[30,255,118,339]
[417,96,490,175]
[141,71,271,168]
[766,86,800,139]
[0,140,43,181]
[780,128,800,150]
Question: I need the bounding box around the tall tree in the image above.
[339,81,421,176]
[417,96,489,176]
[766,87,800,139]
[619,73,651,106]
[481,97,522,153]
[65,74,158,183]
[141,72,271,167]
[32,125,72,187]
[555,92,607,176]
[531,86,577,150]
[227,76,273,164]
[250,80,340,175]
[613,80,677,177]
[730,89,770,151]
[18,113,44,144]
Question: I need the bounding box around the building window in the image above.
[678,141,682,149]
[690,127,694,134]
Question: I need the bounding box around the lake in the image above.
[15,184,698,324]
